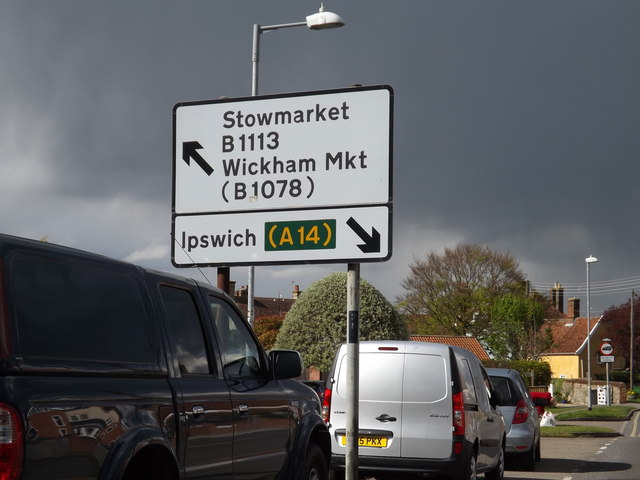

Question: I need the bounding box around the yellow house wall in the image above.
[543,324,627,380]
[542,355,581,379]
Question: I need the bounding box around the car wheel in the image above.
[303,443,328,480]
[535,437,541,461]
[519,444,536,471]
[485,444,505,480]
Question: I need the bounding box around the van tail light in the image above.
[0,404,23,480]
[512,399,529,425]
[452,391,465,435]
[452,391,465,454]
[321,388,332,423]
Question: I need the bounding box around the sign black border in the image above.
[171,84,393,267]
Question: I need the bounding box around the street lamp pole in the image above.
[246,5,345,327]
[586,254,598,410]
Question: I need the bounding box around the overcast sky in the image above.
[1,1,638,317]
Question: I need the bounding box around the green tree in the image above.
[484,293,551,360]
[601,295,640,376]
[397,244,526,338]
[253,315,284,350]
[274,272,408,373]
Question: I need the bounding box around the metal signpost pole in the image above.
[606,361,610,406]
[631,290,635,393]
[346,263,360,480]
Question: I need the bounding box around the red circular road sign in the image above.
[600,342,614,355]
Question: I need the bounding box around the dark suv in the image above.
[0,233,329,480]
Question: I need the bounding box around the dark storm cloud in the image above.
[0,1,638,315]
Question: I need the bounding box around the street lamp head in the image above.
[585,255,599,264]
[306,4,345,30]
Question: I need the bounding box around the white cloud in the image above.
[125,243,170,263]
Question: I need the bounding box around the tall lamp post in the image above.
[246,4,345,326]
[586,254,598,410]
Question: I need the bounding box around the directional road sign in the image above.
[171,85,393,267]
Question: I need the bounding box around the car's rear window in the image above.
[490,376,519,406]
[8,253,160,368]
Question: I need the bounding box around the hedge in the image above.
[482,359,552,387]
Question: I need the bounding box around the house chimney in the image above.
[229,280,236,296]
[292,284,301,299]
[549,283,564,313]
[567,297,580,320]
[236,285,248,299]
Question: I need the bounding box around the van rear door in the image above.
[333,349,404,457]
[400,352,452,459]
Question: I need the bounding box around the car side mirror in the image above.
[268,350,303,379]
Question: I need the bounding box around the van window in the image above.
[457,358,478,404]
[160,286,211,375]
[208,297,263,378]
[404,354,447,402]
[10,254,158,365]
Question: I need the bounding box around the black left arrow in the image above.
[182,141,213,176]
[347,217,381,253]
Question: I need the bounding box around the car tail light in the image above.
[321,387,332,423]
[512,399,529,425]
[0,404,23,480]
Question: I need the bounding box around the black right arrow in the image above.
[347,217,381,253]
[182,141,213,176]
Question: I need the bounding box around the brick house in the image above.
[540,288,625,379]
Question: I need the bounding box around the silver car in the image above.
[487,368,541,471]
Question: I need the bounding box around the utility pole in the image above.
[631,289,635,392]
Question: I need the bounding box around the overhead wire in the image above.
[528,275,640,297]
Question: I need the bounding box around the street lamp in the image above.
[251,4,345,96]
[246,4,345,326]
[586,254,598,410]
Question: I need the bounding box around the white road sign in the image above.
[172,206,390,266]
[173,85,392,214]
[171,85,393,267]
[600,342,614,355]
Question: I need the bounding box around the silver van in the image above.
[323,341,505,480]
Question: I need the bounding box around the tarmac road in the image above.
[505,408,640,480]
[358,408,640,480]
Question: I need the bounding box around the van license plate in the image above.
[339,436,387,448]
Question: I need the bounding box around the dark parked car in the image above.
[0,233,330,480]
[487,368,541,471]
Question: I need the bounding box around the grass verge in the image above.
[541,425,618,438]
[551,405,636,421]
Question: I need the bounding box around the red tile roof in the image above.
[410,335,490,359]
[541,316,603,355]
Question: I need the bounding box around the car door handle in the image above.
[237,403,250,418]
[192,405,205,416]
[376,414,397,422]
